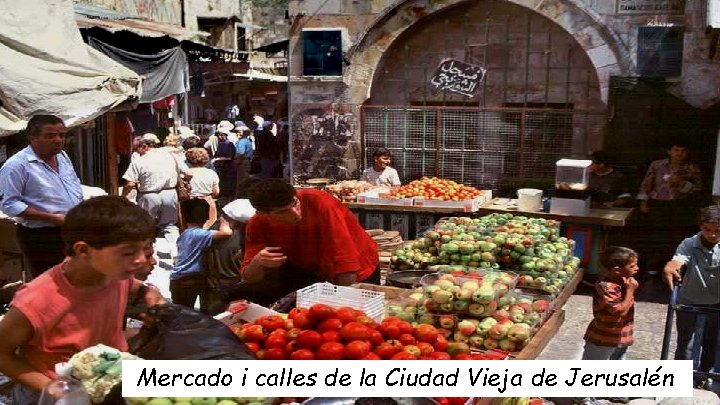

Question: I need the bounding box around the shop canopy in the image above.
[0,0,141,137]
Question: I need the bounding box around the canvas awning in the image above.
[0,0,141,137]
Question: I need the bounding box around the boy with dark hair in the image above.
[0,196,165,403]
[662,205,720,388]
[170,199,232,312]
[588,150,631,207]
[361,148,401,186]
[235,178,379,306]
[582,246,639,360]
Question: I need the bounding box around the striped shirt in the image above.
[584,280,634,347]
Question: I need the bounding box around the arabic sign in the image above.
[616,0,684,15]
[430,59,486,97]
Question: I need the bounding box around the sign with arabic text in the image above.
[616,0,684,15]
[430,59,486,97]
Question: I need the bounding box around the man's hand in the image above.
[662,260,683,291]
[252,247,287,268]
[624,276,639,292]
[49,213,65,226]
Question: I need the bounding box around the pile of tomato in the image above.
[231,304,507,360]
[388,177,484,201]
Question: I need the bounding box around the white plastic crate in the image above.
[296,282,386,322]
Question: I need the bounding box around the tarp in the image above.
[0,0,141,137]
[88,37,190,103]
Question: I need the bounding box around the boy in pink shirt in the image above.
[0,196,166,403]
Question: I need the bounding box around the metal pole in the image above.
[660,284,679,360]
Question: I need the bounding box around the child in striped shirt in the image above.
[582,246,639,360]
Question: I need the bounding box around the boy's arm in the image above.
[211,216,233,240]
[662,239,691,290]
[0,308,52,392]
[608,278,638,316]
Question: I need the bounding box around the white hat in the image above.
[177,126,195,140]
[217,120,235,132]
[222,199,256,222]
[252,115,265,128]
[217,127,232,136]
[141,133,160,145]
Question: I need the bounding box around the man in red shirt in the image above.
[237,179,379,306]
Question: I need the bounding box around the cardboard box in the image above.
[213,300,278,326]
[413,190,492,212]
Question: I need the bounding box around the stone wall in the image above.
[288,0,720,180]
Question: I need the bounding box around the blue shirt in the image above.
[674,233,720,305]
[234,138,253,160]
[171,227,214,279]
[0,146,83,228]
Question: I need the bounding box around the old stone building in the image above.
[288,0,719,196]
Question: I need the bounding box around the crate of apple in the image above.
[417,272,515,317]
[232,304,505,360]
[388,177,484,201]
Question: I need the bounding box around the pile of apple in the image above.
[232,304,506,360]
[387,177,485,201]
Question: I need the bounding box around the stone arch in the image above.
[345,0,629,105]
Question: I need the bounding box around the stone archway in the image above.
[344,0,629,105]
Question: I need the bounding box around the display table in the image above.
[347,199,634,276]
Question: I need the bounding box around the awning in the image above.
[254,39,288,53]
[233,69,287,82]
[0,0,142,137]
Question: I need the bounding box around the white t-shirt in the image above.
[122,149,180,192]
[361,166,401,186]
[189,167,220,197]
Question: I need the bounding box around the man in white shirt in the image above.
[361,148,401,187]
[122,138,188,246]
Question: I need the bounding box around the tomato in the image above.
[453,353,473,360]
[434,398,450,405]
[258,315,286,332]
[344,340,371,359]
[308,303,335,322]
[244,342,260,354]
[321,330,342,342]
[340,322,371,341]
[317,318,343,332]
[402,345,421,357]
[290,349,316,360]
[264,347,287,360]
[264,334,287,350]
[428,351,452,360]
[292,313,312,329]
[241,324,266,343]
[335,307,362,325]
[398,333,416,346]
[373,341,402,359]
[447,398,469,405]
[433,336,449,352]
[391,351,417,360]
[361,352,381,360]
[315,341,345,360]
[255,349,266,359]
[416,342,435,356]
[268,328,287,339]
[414,324,439,343]
[288,307,308,320]
[354,316,377,329]
[286,340,298,353]
[368,329,384,346]
[286,327,301,340]
[378,322,401,339]
[296,330,323,350]
[397,321,414,335]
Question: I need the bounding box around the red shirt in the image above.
[11,263,131,378]
[583,280,634,347]
[241,189,378,282]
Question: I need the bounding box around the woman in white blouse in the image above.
[186,147,220,229]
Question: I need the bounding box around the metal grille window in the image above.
[363,106,601,194]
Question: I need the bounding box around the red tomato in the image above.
[398,333,417,346]
[390,351,417,360]
[308,303,335,322]
[433,336,449,352]
[288,307,308,320]
[344,340,371,359]
[321,330,342,342]
[286,327,301,340]
[315,342,345,360]
[377,322,401,339]
[397,321,414,335]
[241,324,266,343]
[286,340,298,354]
[416,342,435,356]
[264,334,287,350]
[354,316,377,329]
[292,313,312,329]
[335,307,362,325]
[264,347,287,360]
[414,324,439,343]
[290,349,316,360]
[296,330,323,350]
[340,322,371,341]
[434,398,450,405]
[268,328,287,339]
[361,352,381,360]
[453,353,473,360]
[317,318,343,332]
[368,329,384,346]
[373,341,402,359]
[402,345,421,357]
[258,315,286,332]
[244,342,260,354]
[428,351,452,360]
[447,398,469,405]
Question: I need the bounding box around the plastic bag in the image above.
[127,303,255,360]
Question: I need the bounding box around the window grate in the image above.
[362,106,604,194]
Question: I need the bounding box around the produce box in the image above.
[297,282,386,322]
[356,188,414,206]
[413,191,492,212]
[214,300,278,326]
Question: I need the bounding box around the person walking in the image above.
[0,115,83,278]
